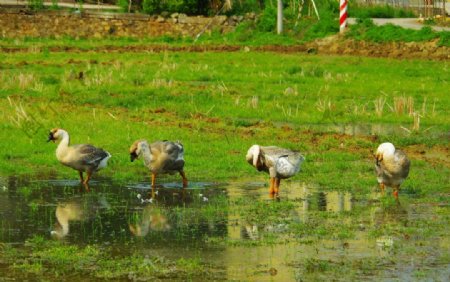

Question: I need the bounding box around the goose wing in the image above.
[150,141,185,172]
[376,149,410,183]
[73,144,110,167]
[259,146,304,176]
[394,149,410,179]
[162,141,185,171]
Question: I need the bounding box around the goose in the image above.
[246,145,305,197]
[129,140,188,188]
[47,128,111,185]
[375,142,410,199]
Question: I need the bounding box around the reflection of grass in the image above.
[239,197,296,226]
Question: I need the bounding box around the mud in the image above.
[1,36,448,60]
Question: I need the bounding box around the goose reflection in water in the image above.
[51,199,86,239]
[129,205,171,237]
[51,195,110,239]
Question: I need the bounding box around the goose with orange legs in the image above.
[129,140,188,192]
[47,128,111,187]
[246,145,304,198]
[375,142,410,200]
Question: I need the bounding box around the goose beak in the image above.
[47,132,55,143]
[130,152,138,162]
[375,153,383,166]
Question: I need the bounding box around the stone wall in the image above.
[0,9,247,38]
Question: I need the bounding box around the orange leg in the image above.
[269,177,275,195]
[78,171,84,183]
[393,185,399,199]
[151,188,156,199]
[274,178,281,196]
[148,173,157,197]
[83,171,92,185]
[179,170,188,188]
[83,171,92,192]
[151,172,157,188]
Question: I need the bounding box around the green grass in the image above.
[0,49,448,184]
[347,19,450,46]
[349,4,417,18]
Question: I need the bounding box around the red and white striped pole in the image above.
[340,0,348,33]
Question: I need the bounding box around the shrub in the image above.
[142,0,159,14]
[256,6,277,32]
[28,0,44,10]
[226,0,264,15]
[117,0,129,12]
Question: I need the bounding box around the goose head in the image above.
[47,128,68,143]
[375,142,395,165]
[246,145,262,169]
[129,140,148,162]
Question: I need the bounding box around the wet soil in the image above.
[1,36,448,60]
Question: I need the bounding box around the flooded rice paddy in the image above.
[0,176,448,281]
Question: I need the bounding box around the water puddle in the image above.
[0,176,448,280]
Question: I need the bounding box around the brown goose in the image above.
[129,140,188,188]
[47,128,111,186]
[375,142,410,199]
[246,145,305,197]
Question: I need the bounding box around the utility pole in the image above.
[277,0,283,34]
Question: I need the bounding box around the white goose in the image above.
[246,145,305,197]
[129,140,188,188]
[375,142,410,199]
[47,128,111,185]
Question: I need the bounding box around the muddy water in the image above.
[0,176,448,281]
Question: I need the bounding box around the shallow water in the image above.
[0,176,448,280]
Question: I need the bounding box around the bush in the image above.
[28,0,44,10]
[142,0,159,14]
[117,0,129,12]
[256,6,277,32]
[140,0,209,15]
[226,0,264,15]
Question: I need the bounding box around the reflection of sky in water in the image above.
[0,176,448,281]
